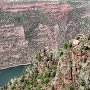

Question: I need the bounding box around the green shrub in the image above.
[22,82,26,89]
[59,80,63,85]
[46,63,49,69]
[13,79,18,85]
[80,79,86,86]
[51,70,56,77]
[37,74,43,79]
[36,52,42,61]
[44,77,49,84]
[70,85,74,90]
[59,50,63,57]
[29,79,34,85]
[44,61,48,67]
[69,42,72,48]
[25,85,32,90]
[43,72,51,78]
[11,79,18,89]
[33,81,38,87]
[76,36,80,40]
[11,84,16,90]
[49,52,54,61]
[33,71,38,79]
[20,76,25,82]
[63,41,69,49]
[58,48,63,57]
[36,85,42,90]
[84,46,90,50]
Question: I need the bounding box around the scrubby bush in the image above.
[70,85,74,90]
[44,61,48,67]
[36,52,42,61]
[69,42,72,48]
[44,77,49,84]
[33,71,38,79]
[11,84,16,90]
[60,51,63,57]
[76,36,80,40]
[84,46,90,50]
[20,76,25,82]
[43,72,51,78]
[22,82,26,89]
[11,79,18,89]
[59,50,63,57]
[49,52,54,61]
[51,70,56,77]
[14,79,18,85]
[33,81,38,87]
[80,79,86,86]
[37,74,43,79]
[63,41,69,49]
[29,79,34,85]
[36,85,42,90]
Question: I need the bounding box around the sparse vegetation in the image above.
[58,48,63,57]
[76,36,80,40]
[36,84,42,90]
[63,41,69,49]
[44,77,50,84]
[80,79,86,86]
[36,52,42,61]
[51,70,56,77]
[84,45,90,50]
[0,2,90,89]
[49,52,54,61]
[69,42,72,48]
[1,34,90,90]
[43,72,51,78]
[69,85,74,90]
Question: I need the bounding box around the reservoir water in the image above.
[0,65,28,87]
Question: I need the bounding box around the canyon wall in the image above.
[0,1,90,68]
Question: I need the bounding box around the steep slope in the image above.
[1,34,90,90]
[54,34,90,90]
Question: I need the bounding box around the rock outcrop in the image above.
[2,34,90,90]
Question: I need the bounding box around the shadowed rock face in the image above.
[0,2,90,68]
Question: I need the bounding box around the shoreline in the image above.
[0,63,31,71]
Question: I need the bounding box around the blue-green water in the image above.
[0,65,28,87]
